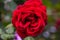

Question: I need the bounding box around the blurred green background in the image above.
[0,0,60,40]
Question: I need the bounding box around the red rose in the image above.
[12,0,47,38]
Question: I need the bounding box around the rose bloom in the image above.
[12,0,47,38]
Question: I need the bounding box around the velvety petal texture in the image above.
[12,0,47,38]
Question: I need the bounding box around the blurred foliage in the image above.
[0,24,14,40]
[43,0,52,8]
[48,15,55,24]
[7,1,17,11]
[0,2,4,10]
[24,37,35,40]
[0,0,4,2]
[55,3,60,12]
[0,0,60,40]
[14,0,25,5]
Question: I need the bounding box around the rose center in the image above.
[23,14,39,24]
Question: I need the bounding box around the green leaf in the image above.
[7,1,17,11]
[1,34,8,39]
[0,28,3,34]
[1,34,14,39]
[24,36,35,40]
[5,23,14,34]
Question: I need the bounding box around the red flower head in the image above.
[55,19,60,30]
[12,0,47,38]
